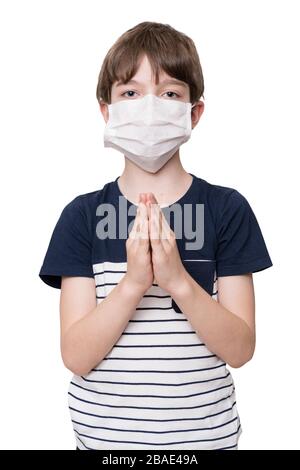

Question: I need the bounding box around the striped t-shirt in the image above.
[39,173,273,450]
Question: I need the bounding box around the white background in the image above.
[0,0,299,450]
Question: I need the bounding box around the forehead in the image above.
[114,54,189,90]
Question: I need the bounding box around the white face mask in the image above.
[103,93,196,173]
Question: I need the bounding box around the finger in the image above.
[149,203,166,256]
[147,193,168,240]
[160,208,173,243]
[149,201,160,240]
[129,203,142,240]
[146,200,151,220]
[138,202,149,242]
[157,206,171,250]
[146,193,157,220]
[135,202,148,240]
[147,192,158,206]
[139,192,148,203]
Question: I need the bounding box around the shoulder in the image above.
[61,179,116,220]
[193,174,249,215]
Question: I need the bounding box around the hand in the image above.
[125,194,154,293]
[146,193,187,295]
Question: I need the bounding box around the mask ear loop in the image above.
[191,97,204,109]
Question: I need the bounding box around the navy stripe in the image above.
[96,283,118,288]
[113,343,206,347]
[73,423,241,446]
[143,294,171,298]
[71,416,238,434]
[135,307,174,311]
[70,377,232,399]
[128,319,188,322]
[91,363,226,373]
[102,354,216,360]
[96,282,160,288]
[76,435,91,450]
[94,270,126,275]
[214,444,238,450]
[68,389,234,410]
[74,437,238,451]
[97,294,172,299]
[81,364,223,387]
[69,401,237,423]
[81,370,230,387]
[122,331,196,335]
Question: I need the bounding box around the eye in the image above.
[162,91,180,99]
[121,90,138,98]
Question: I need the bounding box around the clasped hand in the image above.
[126,192,187,295]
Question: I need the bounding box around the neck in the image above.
[117,150,193,207]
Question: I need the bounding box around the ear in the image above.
[99,100,109,123]
[191,100,205,130]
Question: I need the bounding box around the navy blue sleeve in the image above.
[39,196,94,289]
[215,189,273,277]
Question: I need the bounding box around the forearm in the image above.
[168,271,255,368]
[62,275,146,376]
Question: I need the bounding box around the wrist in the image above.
[166,268,193,299]
[120,274,149,299]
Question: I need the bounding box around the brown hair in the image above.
[96,21,204,105]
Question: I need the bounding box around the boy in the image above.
[39,21,273,450]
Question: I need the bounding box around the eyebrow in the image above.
[116,78,188,88]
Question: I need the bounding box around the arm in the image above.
[60,200,153,376]
[60,275,147,376]
[168,272,256,368]
[146,194,256,369]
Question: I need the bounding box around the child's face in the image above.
[100,53,204,129]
